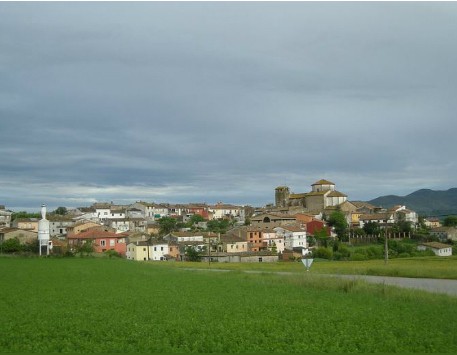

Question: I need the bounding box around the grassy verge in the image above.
[163,255,457,279]
[1,257,457,352]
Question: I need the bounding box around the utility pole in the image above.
[384,227,389,265]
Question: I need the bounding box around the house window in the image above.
[161,247,164,251]
[259,257,263,262]
[110,239,115,247]
[154,247,157,251]
[143,248,146,251]
[100,240,106,247]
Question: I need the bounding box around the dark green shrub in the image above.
[312,247,333,260]
[105,250,121,258]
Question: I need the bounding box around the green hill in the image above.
[368,188,457,217]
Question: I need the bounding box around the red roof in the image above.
[67,229,128,239]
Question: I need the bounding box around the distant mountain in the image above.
[368,188,457,217]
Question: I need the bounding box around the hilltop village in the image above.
[1,179,455,261]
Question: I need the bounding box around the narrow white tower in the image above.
[38,204,50,256]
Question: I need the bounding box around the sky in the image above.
[1,2,457,211]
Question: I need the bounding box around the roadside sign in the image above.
[301,258,314,271]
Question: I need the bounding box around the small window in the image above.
[100,240,106,247]
[258,257,263,262]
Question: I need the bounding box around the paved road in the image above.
[328,274,457,297]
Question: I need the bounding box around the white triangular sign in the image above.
[301,258,314,270]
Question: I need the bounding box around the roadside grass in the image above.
[166,255,457,279]
[1,257,457,353]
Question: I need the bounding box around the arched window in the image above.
[263,217,270,223]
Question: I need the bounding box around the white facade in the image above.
[261,231,285,253]
[325,195,347,207]
[0,206,12,227]
[209,204,242,220]
[274,227,307,250]
[417,243,452,257]
[393,206,418,225]
[150,243,171,260]
[49,219,74,237]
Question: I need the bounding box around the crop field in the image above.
[1,257,457,353]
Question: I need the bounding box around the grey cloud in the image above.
[1,2,457,209]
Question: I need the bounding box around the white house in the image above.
[392,205,418,225]
[208,203,242,220]
[164,232,204,243]
[417,242,453,257]
[0,205,12,227]
[107,218,147,233]
[150,243,171,261]
[261,231,285,253]
[48,217,74,237]
[274,225,307,251]
[92,203,126,221]
[358,212,396,228]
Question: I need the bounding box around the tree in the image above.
[11,211,40,221]
[1,238,22,253]
[443,216,457,227]
[392,220,412,234]
[54,207,68,215]
[363,221,381,236]
[76,241,94,257]
[207,219,231,234]
[185,247,200,262]
[314,227,330,247]
[158,216,177,235]
[327,209,348,241]
[186,214,205,228]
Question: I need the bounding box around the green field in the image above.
[1,257,457,353]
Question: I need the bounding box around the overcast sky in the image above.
[1,2,457,211]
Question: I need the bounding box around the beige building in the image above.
[0,228,38,244]
[250,213,297,229]
[13,218,39,232]
[126,241,150,261]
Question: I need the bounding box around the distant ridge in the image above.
[368,188,457,217]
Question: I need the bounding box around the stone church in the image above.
[275,179,348,214]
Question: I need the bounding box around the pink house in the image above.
[67,229,129,256]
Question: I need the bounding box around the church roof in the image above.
[327,190,347,197]
[289,193,307,199]
[312,179,335,186]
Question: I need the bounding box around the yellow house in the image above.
[351,211,363,227]
[126,241,150,261]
